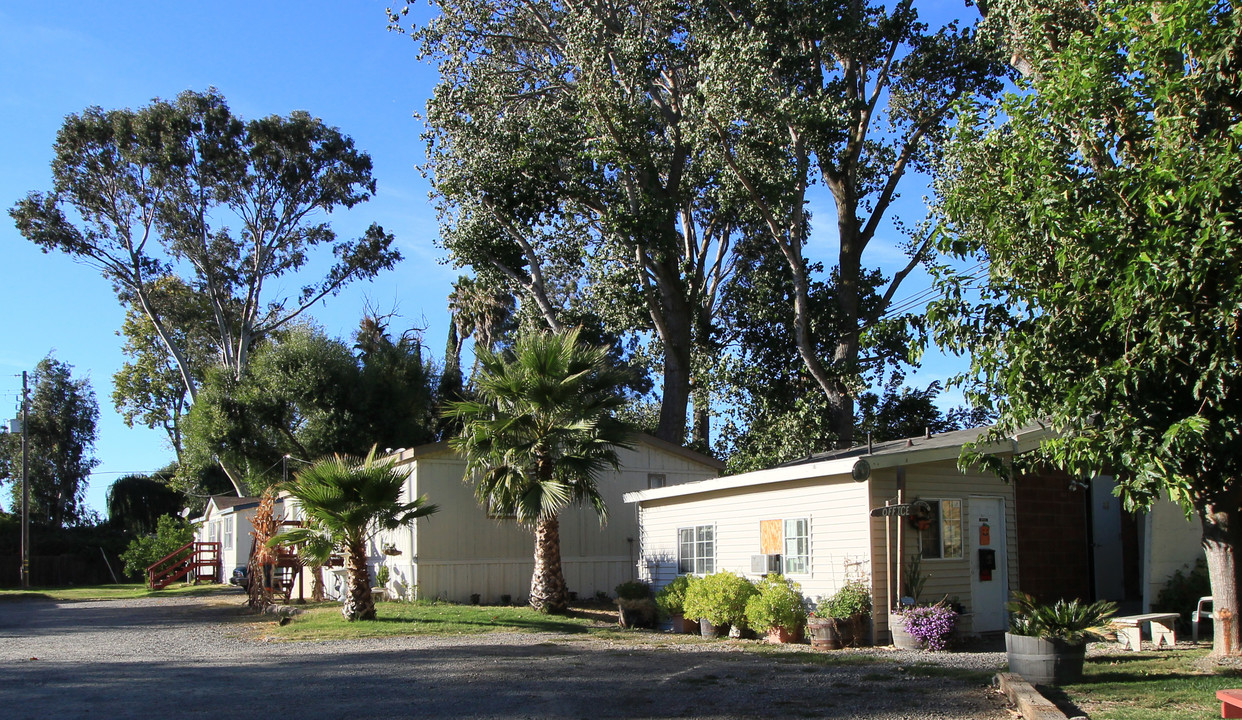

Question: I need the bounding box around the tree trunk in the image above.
[529,515,569,614]
[1202,504,1242,656]
[342,537,375,621]
[310,564,325,603]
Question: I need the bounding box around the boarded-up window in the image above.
[760,519,782,554]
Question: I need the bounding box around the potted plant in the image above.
[745,574,808,643]
[808,578,872,650]
[681,570,757,638]
[1005,592,1117,685]
[655,575,696,633]
[895,603,959,651]
[615,580,658,629]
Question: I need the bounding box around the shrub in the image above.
[376,565,390,588]
[1153,558,1210,627]
[655,574,693,617]
[615,580,652,600]
[814,579,873,619]
[119,515,197,578]
[745,574,808,633]
[899,604,958,651]
[1006,592,1117,644]
[681,571,757,627]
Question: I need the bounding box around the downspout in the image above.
[408,461,418,601]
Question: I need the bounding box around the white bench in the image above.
[1113,612,1179,651]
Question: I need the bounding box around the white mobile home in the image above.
[625,427,1038,642]
[292,434,723,604]
[192,494,288,582]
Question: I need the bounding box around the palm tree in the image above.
[445,328,632,613]
[271,447,437,621]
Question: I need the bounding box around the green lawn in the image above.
[264,601,631,641]
[1041,649,1242,720]
[0,583,234,602]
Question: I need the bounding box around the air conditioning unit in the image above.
[750,553,782,575]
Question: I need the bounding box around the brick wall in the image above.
[1014,470,1092,603]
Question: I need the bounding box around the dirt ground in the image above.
[0,593,1014,719]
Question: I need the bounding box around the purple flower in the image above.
[899,605,958,651]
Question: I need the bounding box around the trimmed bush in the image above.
[745,574,808,633]
[681,571,757,627]
[655,574,693,617]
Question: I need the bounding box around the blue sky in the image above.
[0,1,973,517]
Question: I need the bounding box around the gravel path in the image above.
[0,593,1014,719]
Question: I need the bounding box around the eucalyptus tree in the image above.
[697,0,1007,444]
[11,89,401,495]
[445,328,633,613]
[396,0,740,445]
[931,0,1242,655]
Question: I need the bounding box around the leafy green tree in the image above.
[11,89,401,495]
[0,355,99,528]
[398,0,741,445]
[106,473,186,536]
[698,0,1007,444]
[182,320,439,493]
[272,448,438,621]
[930,0,1242,655]
[445,328,633,613]
[112,277,218,462]
[119,515,196,579]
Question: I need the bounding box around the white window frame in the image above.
[918,498,963,560]
[223,516,234,551]
[647,473,666,489]
[783,517,810,575]
[677,524,715,575]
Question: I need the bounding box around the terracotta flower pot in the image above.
[766,625,804,644]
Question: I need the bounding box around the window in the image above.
[207,521,219,543]
[918,499,963,559]
[678,525,714,575]
[783,518,810,574]
[223,516,234,551]
[647,473,666,489]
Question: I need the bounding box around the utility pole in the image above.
[20,370,30,589]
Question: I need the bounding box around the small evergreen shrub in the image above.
[814,579,872,619]
[119,515,197,578]
[376,565,390,588]
[745,574,808,633]
[1006,592,1117,644]
[615,580,652,600]
[1153,558,1211,627]
[681,571,757,627]
[655,574,693,617]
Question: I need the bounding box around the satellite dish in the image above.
[851,458,871,482]
[180,508,192,518]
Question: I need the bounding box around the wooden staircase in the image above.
[147,541,221,590]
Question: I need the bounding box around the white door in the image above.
[969,497,1008,632]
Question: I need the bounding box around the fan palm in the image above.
[445,328,632,613]
[271,447,437,621]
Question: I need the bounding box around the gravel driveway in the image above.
[0,593,1014,719]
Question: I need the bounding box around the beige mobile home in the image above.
[291,434,723,604]
[624,427,1040,643]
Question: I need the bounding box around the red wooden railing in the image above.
[147,541,221,590]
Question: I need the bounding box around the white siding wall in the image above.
[367,440,720,604]
[1143,497,1204,611]
[636,476,873,606]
